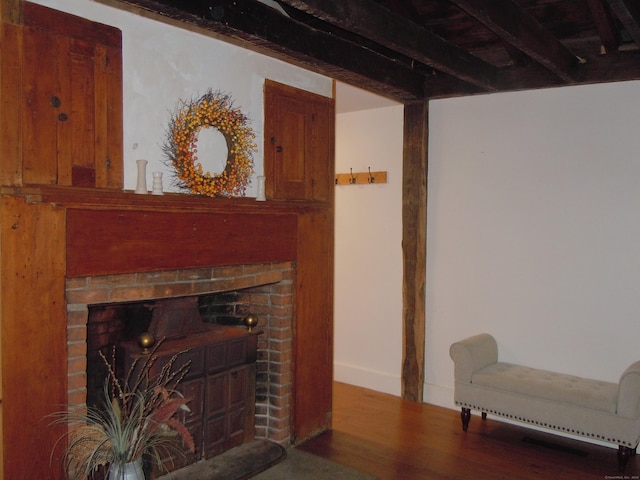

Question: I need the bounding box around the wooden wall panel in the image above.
[308,95,335,203]
[0,0,22,25]
[97,41,124,189]
[1,195,67,480]
[21,24,59,184]
[0,22,23,186]
[292,208,334,442]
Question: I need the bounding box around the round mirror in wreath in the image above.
[163,90,257,198]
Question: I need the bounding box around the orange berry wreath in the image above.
[163,90,257,197]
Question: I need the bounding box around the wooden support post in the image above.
[401,101,428,402]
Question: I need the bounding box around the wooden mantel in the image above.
[0,186,334,479]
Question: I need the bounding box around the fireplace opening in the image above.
[86,300,153,409]
[67,262,295,474]
[85,292,262,409]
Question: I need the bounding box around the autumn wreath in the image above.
[163,90,257,197]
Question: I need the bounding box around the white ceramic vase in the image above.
[108,458,144,480]
[256,175,266,201]
[135,159,148,194]
[151,171,163,195]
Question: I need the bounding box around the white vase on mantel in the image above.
[151,171,163,195]
[256,175,266,201]
[135,159,148,194]
[108,458,144,480]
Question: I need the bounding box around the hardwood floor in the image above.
[297,382,639,479]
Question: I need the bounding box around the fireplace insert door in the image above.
[204,363,253,457]
[120,325,259,470]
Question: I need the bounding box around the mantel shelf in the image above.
[1,185,330,214]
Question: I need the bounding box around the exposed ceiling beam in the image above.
[498,48,640,90]
[277,0,500,92]
[206,0,429,98]
[603,0,640,46]
[109,0,433,100]
[448,0,581,83]
[586,0,620,53]
[101,0,640,100]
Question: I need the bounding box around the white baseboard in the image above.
[333,362,401,396]
[423,382,456,410]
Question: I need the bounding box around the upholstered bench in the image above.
[450,333,640,472]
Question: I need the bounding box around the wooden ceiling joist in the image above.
[278,0,499,92]
[586,0,620,53]
[449,0,581,83]
[603,0,640,46]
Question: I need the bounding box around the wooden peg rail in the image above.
[335,170,387,186]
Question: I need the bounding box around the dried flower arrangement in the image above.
[163,89,257,198]
[51,341,195,479]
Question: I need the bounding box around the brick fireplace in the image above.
[65,261,295,447]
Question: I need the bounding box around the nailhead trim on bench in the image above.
[455,400,634,447]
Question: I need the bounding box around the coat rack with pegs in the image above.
[335,167,387,186]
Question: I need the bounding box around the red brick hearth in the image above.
[65,261,295,446]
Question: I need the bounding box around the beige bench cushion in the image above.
[472,362,618,414]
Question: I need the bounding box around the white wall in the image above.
[334,104,404,396]
[426,81,640,414]
[30,0,332,194]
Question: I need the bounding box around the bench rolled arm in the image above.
[618,360,640,418]
[450,333,498,383]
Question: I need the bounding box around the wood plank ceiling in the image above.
[110,0,640,101]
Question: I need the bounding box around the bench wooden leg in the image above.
[461,408,471,431]
[618,445,634,472]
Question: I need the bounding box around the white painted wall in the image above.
[334,80,640,446]
[426,81,640,417]
[334,103,404,396]
[30,0,332,194]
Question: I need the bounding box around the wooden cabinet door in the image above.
[264,80,335,202]
[204,366,250,456]
[21,3,123,188]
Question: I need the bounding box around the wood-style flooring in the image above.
[297,382,639,480]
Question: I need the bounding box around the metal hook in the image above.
[350,168,356,184]
[368,167,375,184]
